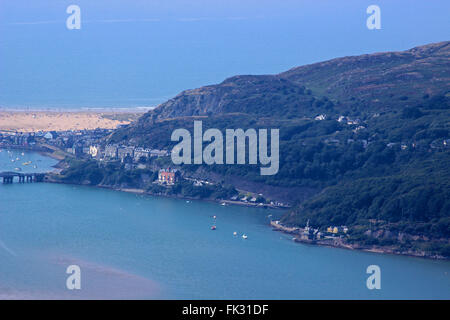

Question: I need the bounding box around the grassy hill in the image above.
[105,42,450,257]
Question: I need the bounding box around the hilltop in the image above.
[77,42,450,257]
[148,41,449,120]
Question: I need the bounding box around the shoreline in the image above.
[45,171,448,261]
[2,147,446,261]
[270,221,448,261]
[0,106,155,113]
[45,177,287,211]
[0,145,71,161]
[45,178,449,261]
[0,110,146,133]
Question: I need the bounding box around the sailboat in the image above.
[211,215,217,230]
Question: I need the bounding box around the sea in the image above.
[1,0,449,110]
[0,1,449,299]
[0,149,449,299]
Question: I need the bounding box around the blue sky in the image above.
[0,0,449,108]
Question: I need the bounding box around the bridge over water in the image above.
[0,172,46,184]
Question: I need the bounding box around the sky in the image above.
[0,0,449,109]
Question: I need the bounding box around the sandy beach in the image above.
[0,111,145,132]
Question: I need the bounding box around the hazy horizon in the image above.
[1,0,449,109]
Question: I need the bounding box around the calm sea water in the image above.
[0,149,449,299]
[0,149,58,173]
[1,1,449,109]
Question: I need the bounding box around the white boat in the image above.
[233,232,237,236]
[242,234,248,239]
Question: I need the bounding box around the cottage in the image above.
[150,149,169,157]
[327,226,339,234]
[104,145,118,159]
[44,132,54,140]
[315,114,326,121]
[158,168,179,185]
[89,145,99,158]
[134,148,151,162]
[118,146,135,162]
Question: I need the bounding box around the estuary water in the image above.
[0,149,449,299]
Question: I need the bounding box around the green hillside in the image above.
[104,42,450,257]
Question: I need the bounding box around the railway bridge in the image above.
[0,172,46,184]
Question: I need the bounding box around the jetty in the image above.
[0,171,46,184]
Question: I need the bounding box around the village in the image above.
[0,129,290,208]
[271,219,350,245]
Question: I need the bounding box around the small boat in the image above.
[14,167,21,171]
[242,234,248,239]
[21,152,25,156]
[212,215,217,219]
[221,202,226,206]
[211,226,217,230]
[233,232,237,236]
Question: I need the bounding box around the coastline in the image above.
[0,110,147,133]
[46,168,447,261]
[45,176,287,211]
[0,144,71,162]
[0,106,155,113]
[270,221,448,261]
[3,146,446,261]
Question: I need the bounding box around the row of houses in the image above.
[272,220,349,241]
[315,114,363,125]
[100,145,169,162]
